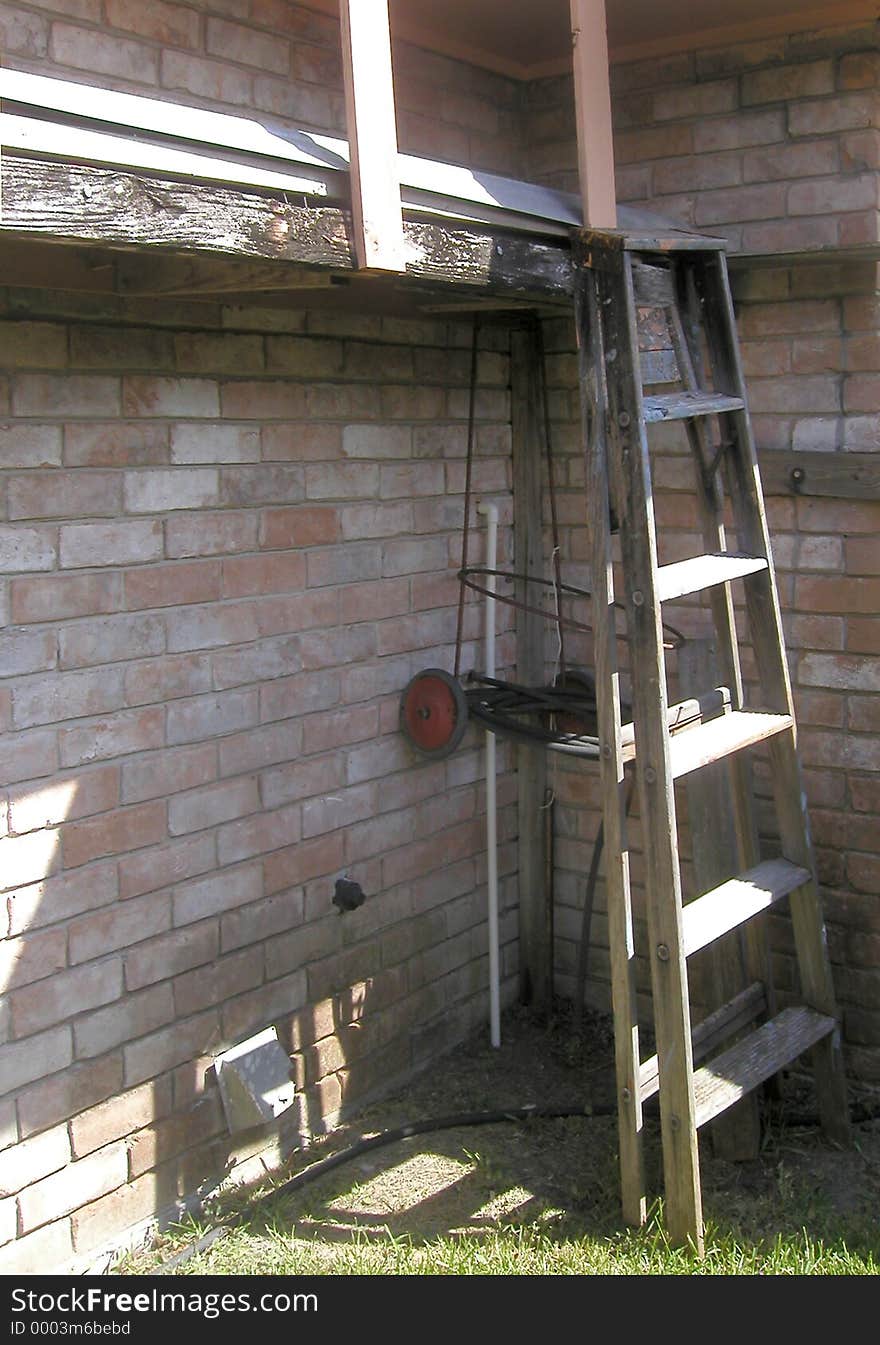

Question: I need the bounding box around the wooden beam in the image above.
[758,448,880,500]
[114,254,335,297]
[0,156,574,300]
[569,0,617,229]
[511,321,551,1011]
[339,0,406,273]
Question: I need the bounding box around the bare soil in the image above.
[264,1002,880,1252]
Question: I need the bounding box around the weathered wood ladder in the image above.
[573,226,850,1255]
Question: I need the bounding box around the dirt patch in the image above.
[255,1002,880,1252]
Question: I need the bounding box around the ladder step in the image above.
[668,709,793,780]
[693,1006,836,1129]
[643,391,744,422]
[682,857,811,959]
[656,552,768,603]
[639,981,767,1104]
[620,686,731,761]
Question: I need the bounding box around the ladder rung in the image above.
[639,981,767,1104]
[656,552,768,603]
[668,710,793,780]
[693,1006,836,1129]
[682,857,811,959]
[620,686,731,761]
[643,391,744,422]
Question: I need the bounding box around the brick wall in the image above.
[525,17,880,254]
[0,288,519,1272]
[0,0,524,175]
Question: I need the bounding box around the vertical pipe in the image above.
[477,500,500,1048]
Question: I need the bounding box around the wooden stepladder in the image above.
[574,226,850,1255]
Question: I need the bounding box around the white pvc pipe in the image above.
[477,500,501,1049]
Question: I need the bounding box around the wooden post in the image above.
[511,321,551,1010]
[569,0,617,229]
[338,0,406,272]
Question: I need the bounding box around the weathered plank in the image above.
[758,449,880,500]
[0,155,575,299]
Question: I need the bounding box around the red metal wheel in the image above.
[399,668,468,758]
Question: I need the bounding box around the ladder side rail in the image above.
[596,242,704,1254]
[666,268,774,1019]
[696,253,851,1142]
[574,257,646,1228]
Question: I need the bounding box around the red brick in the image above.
[12,374,118,418]
[844,615,880,655]
[165,510,259,558]
[125,923,220,992]
[70,1075,173,1158]
[211,634,302,691]
[69,324,174,371]
[0,926,67,993]
[304,461,379,499]
[121,743,217,805]
[0,1126,69,1199]
[11,959,123,1038]
[0,423,62,467]
[221,968,307,1044]
[174,333,264,375]
[13,667,125,730]
[69,890,172,965]
[17,1051,123,1140]
[221,552,305,598]
[173,946,264,1017]
[221,380,307,419]
[5,862,117,937]
[170,422,260,463]
[60,613,166,670]
[169,777,260,836]
[166,688,258,744]
[217,720,302,776]
[62,800,166,871]
[50,20,158,83]
[219,464,304,506]
[845,374,880,413]
[59,704,165,769]
[217,803,301,866]
[123,1009,221,1088]
[161,50,251,106]
[74,983,175,1060]
[124,467,220,513]
[0,525,57,574]
[123,376,219,419]
[263,832,344,895]
[0,1025,73,1097]
[9,766,119,833]
[124,560,222,610]
[220,889,303,953]
[302,704,379,755]
[261,424,342,462]
[171,864,263,926]
[60,519,163,569]
[0,628,56,677]
[8,471,121,521]
[124,653,212,707]
[845,537,880,575]
[795,575,880,614]
[789,93,875,137]
[117,833,214,901]
[258,668,340,724]
[260,753,343,812]
[797,497,880,534]
[63,423,169,468]
[259,505,339,549]
[11,572,121,624]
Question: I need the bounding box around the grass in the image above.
[114,1117,880,1277]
